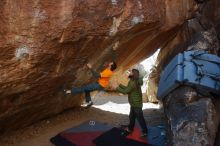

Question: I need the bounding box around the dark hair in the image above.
[129,69,140,89]
[129,69,139,80]
[110,61,117,71]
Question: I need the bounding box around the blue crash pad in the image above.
[147,125,166,146]
[157,50,220,100]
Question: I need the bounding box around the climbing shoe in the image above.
[121,128,132,136]
[81,101,93,108]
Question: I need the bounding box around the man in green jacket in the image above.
[112,69,148,138]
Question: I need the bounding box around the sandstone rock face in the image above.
[0,0,213,134]
[0,0,161,132]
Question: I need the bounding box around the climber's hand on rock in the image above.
[87,63,92,69]
[113,41,119,50]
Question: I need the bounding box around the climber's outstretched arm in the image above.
[87,63,100,79]
[111,41,119,61]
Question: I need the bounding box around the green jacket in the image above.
[116,78,143,107]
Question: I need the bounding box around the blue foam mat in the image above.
[147,125,166,146]
[65,120,113,133]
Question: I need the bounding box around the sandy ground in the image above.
[0,92,165,146]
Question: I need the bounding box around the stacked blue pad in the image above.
[157,50,220,100]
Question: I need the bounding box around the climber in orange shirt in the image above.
[64,42,118,107]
